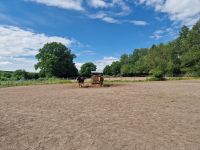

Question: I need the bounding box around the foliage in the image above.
[103,65,112,76]
[110,61,121,76]
[0,77,72,88]
[103,19,200,77]
[0,70,39,81]
[150,68,165,80]
[35,42,78,78]
[13,70,28,80]
[80,62,96,77]
[103,61,121,76]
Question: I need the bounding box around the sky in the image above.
[0,0,200,72]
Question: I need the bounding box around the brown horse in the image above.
[77,76,86,87]
[99,76,104,87]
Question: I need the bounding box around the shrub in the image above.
[150,68,165,80]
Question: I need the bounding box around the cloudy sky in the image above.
[0,0,200,72]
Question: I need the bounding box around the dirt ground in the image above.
[0,80,200,150]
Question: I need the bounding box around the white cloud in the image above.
[0,25,72,57]
[89,13,148,25]
[150,27,178,40]
[25,0,149,26]
[0,57,37,72]
[128,20,148,26]
[75,62,83,70]
[26,0,131,16]
[26,0,84,11]
[102,16,120,24]
[89,12,120,24]
[75,56,118,72]
[88,0,131,15]
[150,30,164,40]
[0,61,12,65]
[137,0,200,26]
[88,0,108,8]
[76,50,96,56]
[0,25,74,71]
[95,56,119,71]
[0,55,38,71]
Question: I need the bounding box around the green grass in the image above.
[0,78,73,88]
[1,76,200,88]
[105,76,200,83]
[104,79,147,83]
[167,76,200,80]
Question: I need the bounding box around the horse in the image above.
[77,76,85,88]
[99,76,104,87]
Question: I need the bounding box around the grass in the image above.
[0,78,73,88]
[105,76,200,83]
[167,76,200,80]
[1,76,200,88]
[104,79,147,83]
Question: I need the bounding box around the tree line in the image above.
[1,20,199,81]
[0,70,39,81]
[103,20,200,79]
[0,42,97,81]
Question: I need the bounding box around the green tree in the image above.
[102,19,200,77]
[120,54,130,65]
[26,72,39,80]
[150,68,165,80]
[35,42,78,78]
[120,64,132,76]
[103,65,112,76]
[146,44,167,74]
[80,62,96,77]
[13,70,28,80]
[0,71,12,81]
[180,20,200,76]
[110,61,121,76]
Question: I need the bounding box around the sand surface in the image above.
[0,80,200,150]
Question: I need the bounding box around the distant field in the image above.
[103,76,200,82]
[0,76,200,88]
[0,80,200,149]
[104,77,149,81]
[0,78,72,88]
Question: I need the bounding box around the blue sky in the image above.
[0,0,200,71]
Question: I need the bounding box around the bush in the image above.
[12,70,28,80]
[26,72,39,80]
[150,68,165,80]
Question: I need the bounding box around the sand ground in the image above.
[0,80,200,150]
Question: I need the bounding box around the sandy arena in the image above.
[0,80,200,150]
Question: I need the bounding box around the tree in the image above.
[110,61,121,76]
[80,62,96,77]
[103,65,112,76]
[0,71,12,81]
[35,42,78,78]
[120,54,129,65]
[13,70,28,80]
[150,68,165,80]
[26,72,39,80]
[102,19,200,77]
[180,20,200,76]
[120,64,132,76]
[146,44,169,75]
